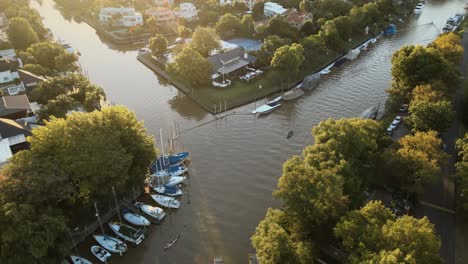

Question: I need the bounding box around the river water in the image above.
[31,0,465,263]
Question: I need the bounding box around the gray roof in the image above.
[0,118,32,139]
[17,69,45,87]
[208,48,257,75]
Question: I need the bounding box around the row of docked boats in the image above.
[251,35,379,116]
[69,151,190,264]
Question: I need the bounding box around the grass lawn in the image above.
[146,34,371,113]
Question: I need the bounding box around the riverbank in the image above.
[138,35,377,114]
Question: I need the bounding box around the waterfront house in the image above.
[145,7,176,24]
[264,2,287,17]
[0,95,34,120]
[17,69,45,92]
[175,3,198,21]
[0,57,26,95]
[208,48,257,79]
[0,117,34,166]
[154,0,174,6]
[0,13,7,29]
[284,8,312,28]
[99,7,144,27]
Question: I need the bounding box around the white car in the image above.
[387,126,394,135]
[392,116,402,127]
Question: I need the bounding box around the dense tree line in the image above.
[0,107,157,263]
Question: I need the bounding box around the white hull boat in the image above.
[70,256,92,264]
[108,222,145,245]
[413,3,424,15]
[152,165,188,177]
[150,175,186,187]
[320,62,335,75]
[252,96,282,115]
[91,245,111,263]
[282,87,304,101]
[153,185,183,197]
[151,194,181,209]
[122,208,151,226]
[93,235,127,254]
[135,202,166,221]
[164,234,180,250]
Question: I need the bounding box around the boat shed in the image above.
[208,48,257,77]
[300,73,320,92]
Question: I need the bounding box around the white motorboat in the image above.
[70,256,92,264]
[151,194,181,209]
[122,208,151,226]
[138,47,150,55]
[252,96,282,115]
[135,202,166,221]
[370,38,377,44]
[320,62,335,75]
[150,175,186,187]
[91,245,111,263]
[281,86,304,101]
[108,222,145,245]
[93,235,127,254]
[413,3,424,15]
[152,164,188,177]
[153,185,183,197]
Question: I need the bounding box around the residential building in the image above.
[175,3,198,21]
[0,95,34,120]
[17,69,45,92]
[0,118,34,166]
[284,8,313,28]
[98,7,144,27]
[208,48,257,79]
[145,7,176,24]
[0,57,25,95]
[264,2,287,17]
[154,0,174,6]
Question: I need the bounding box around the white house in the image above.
[145,7,176,24]
[154,0,174,6]
[99,7,144,27]
[175,3,198,21]
[0,118,34,167]
[264,2,287,17]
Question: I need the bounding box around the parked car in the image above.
[392,116,402,127]
[399,104,409,112]
[387,126,394,135]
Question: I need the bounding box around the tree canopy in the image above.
[166,47,212,87]
[271,43,304,76]
[189,27,220,57]
[0,106,157,262]
[215,13,242,37]
[149,34,168,56]
[429,32,463,65]
[6,17,39,50]
[456,134,468,215]
[335,201,441,263]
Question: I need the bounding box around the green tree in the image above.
[166,47,212,87]
[251,209,300,264]
[215,13,242,37]
[37,94,80,120]
[300,19,315,36]
[6,17,39,50]
[262,35,290,62]
[271,43,304,76]
[390,131,448,194]
[406,84,453,133]
[429,32,464,65]
[189,27,220,57]
[240,14,255,36]
[54,52,78,72]
[149,34,168,56]
[266,16,298,40]
[177,25,192,38]
[26,42,77,72]
[388,45,458,102]
[252,1,264,20]
[456,134,468,214]
[302,34,327,62]
[274,156,349,236]
[0,40,12,50]
[22,64,50,76]
[332,16,353,41]
[319,20,345,52]
[335,201,441,263]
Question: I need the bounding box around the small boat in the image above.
[151,194,181,209]
[138,47,150,55]
[413,3,424,15]
[150,175,186,186]
[320,62,334,75]
[214,256,224,264]
[122,208,151,226]
[163,234,180,250]
[108,222,145,245]
[151,152,189,171]
[252,96,282,115]
[360,105,379,119]
[359,43,368,51]
[286,130,294,139]
[70,256,92,264]
[154,185,183,197]
[93,235,127,254]
[135,202,166,221]
[91,245,111,263]
[281,86,304,101]
[370,38,377,44]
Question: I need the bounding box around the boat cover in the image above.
[345,48,361,60]
[300,73,320,92]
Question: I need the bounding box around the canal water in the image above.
[31,0,465,263]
